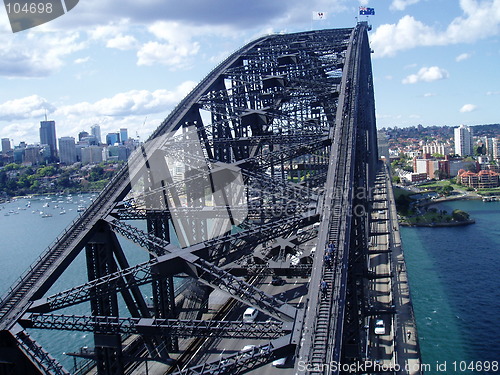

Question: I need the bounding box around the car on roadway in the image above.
[243,307,258,322]
[271,276,285,286]
[272,355,294,368]
[374,319,385,335]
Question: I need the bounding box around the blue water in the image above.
[401,199,500,374]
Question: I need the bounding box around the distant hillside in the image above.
[381,123,500,139]
[470,123,500,137]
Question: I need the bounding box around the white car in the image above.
[374,319,385,335]
[243,307,258,322]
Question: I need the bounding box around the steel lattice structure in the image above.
[0,23,379,375]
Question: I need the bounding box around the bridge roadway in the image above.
[130,165,422,375]
[365,165,422,374]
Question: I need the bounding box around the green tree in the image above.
[434,169,448,180]
[452,209,470,222]
[89,166,104,182]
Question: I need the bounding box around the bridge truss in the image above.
[0,23,378,375]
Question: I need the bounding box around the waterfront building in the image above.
[405,172,427,183]
[39,120,58,161]
[457,169,499,189]
[58,137,77,164]
[91,124,102,144]
[454,124,473,156]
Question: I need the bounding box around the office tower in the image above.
[106,132,120,145]
[91,124,102,144]
[78,131,89,142]
[58,137,77,164]
[81,146,103,164]
[120,128,128,144]
[1,138,11,154]
[40,120,58,161]
[493,138,500,161]
[454,124,473,156]
[23,145,43,165]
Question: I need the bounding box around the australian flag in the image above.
[359,7,375,15]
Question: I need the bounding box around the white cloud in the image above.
[137,41,200,68]
[0,32,86,77]
[423,93,437,97]
[74,57,90,64]
[460,103,477,112]
[390,0,422,11]
[0,95,56,121]
[402,66,449,84]
[456,52,471,62]
[371,0,500,57]
[55,81,197,118]
[486,90,500,95]
[88,20,130,40]
[1,122,39,143]
[106,34,138,50]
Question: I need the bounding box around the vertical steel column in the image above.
[147,214,178,353]
[85,231,123,375]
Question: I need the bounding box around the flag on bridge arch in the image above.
[359,7,375,15]
[312,11,327,20]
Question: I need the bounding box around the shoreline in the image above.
[399,219,475,228]
[399,191,480,227]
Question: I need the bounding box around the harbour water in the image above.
[401,199,500,374]
[1,196,499,372]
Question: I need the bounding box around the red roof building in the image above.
[457,169,499,189]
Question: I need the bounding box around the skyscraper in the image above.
[40,120,58,161]
[454,124,473,156]
[91,124,102,144]
[120,128,128,144]
[1,138,11,154]
[106,132,120,145]
[58,137,77,164]
[78,131,89,142]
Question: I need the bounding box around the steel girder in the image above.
[7,327,70,375]
[20,314,291,340]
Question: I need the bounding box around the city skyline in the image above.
[0,0,499,144]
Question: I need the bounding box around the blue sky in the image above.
[0,0,499,145]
